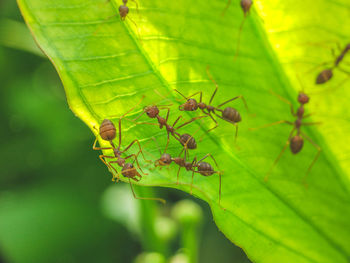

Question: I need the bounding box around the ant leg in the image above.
[173,89,188,100]
[300,132,321,185]
[268,90,296,116]
[172,115,183,127]
[117,96,146,147]
[301,122,322,126]
[233,17,247,61]
[207,113,219,132]
[164,132,170,153]
[130,0,139,14]
[126,16,142,44]
[124,153,147,176]
[221,0,232,16]
[128,178,166,204]
[103,157,122,182]
[199,113,218,142]
[190,170,195,195]
[206,66,219,104]
[216,95,250,114]
[92,138,113,151]
[249,120,293,131]
[175,115,207,130]
[265,128,296,181]
[176,165,182,185]
[122,139,151,163]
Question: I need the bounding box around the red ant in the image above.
[155,148,223,207]
[100,0,141,42]
[221,0,253,60]
[133,104,205,153]
[313,43,350,84]
[93,100,165,204]
[117,0,138,20]
[250,90,321,183]
[174,66,249,141]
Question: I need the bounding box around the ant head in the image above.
[144,105,159,118]
[290,135,304,154]
[156,153,172,166]
[122,0,128,4]
[240,0,253,15]
[179,99,198,111]
[298,92,309,104]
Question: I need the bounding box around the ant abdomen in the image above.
[222,107,241,123]
[119,5,129,20]
[198,162,215,176]
[241,0,253,15]
[180,134,197,149]
[156,153,172,166]
[179,99,198,111]
[290,136,304,154]
[316,69,333,84]
[100,119,116,141]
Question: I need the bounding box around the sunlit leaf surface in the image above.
[17,0,350,262]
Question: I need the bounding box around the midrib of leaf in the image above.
[17,0,350,262]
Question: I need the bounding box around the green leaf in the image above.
[17,0,350,262]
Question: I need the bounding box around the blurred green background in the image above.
[0,1,251,262]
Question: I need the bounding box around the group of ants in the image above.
[91,0,350,209]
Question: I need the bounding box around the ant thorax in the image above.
[173,157,185,166]
[198,102,206,110]
[296,106,304,118]
[157,116,167,128]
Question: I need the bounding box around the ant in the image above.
[174,66,249,141]
[100,0,141,42]
[316,43,350,84]
[221,0,253,60]
[117,0,138,20]
[133,104,205,153]
[155,147,223,207]
[250,90,321,183]
[93,100,165,204]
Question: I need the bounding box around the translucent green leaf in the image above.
[17,0,350,262]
